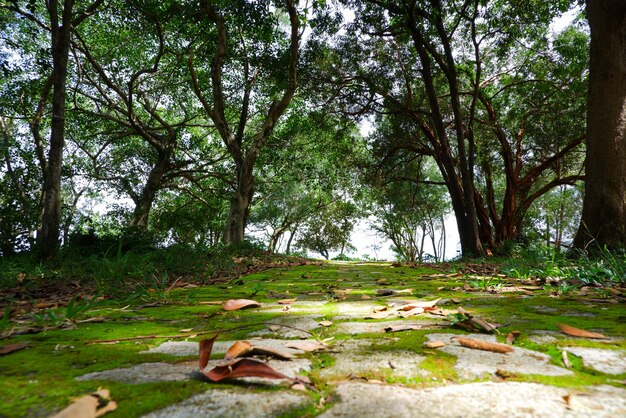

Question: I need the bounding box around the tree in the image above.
[188,0,302,245]
[574,0,626,250]
[2,0,104,259]
[320,0,585,256]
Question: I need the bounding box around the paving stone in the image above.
[335,320,443,335]
[319,382,626,418]
[76,362,197,384]
[142,388,310,418]
[334,301,383,319]
[319,350,426,380]
[142,339,307,357]
[533,305,560,313]
[564,347,626,374]
[249,315,322,338]
[528,332,560,345]
[425,333,573,378]
[76,358,311,385]
[260,301,327,315]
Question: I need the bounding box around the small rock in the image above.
[565,347,626,374]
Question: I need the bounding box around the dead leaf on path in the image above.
[285,340,327,352]
[395,288,415,294]
[557,323,607,339]
[423,341,446,349]
[319,320,333,327]
[455,337,513,354]
[399,307,424,318]
[225,340,254,360]
[199,334,220,369]
[0,343,29,356]
[365,311,391,320]
[278,298,297,305]
[223,299,261,311]
[291,383,307,391]
[397,298,441,311]
[202,358,290,382]
[506,330,521,345]
[52,389,117,418]
[373,306,388,313]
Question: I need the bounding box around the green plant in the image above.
[467,276,505,291]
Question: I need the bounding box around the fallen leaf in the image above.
[225,340,254,360]
[52,389,117,418]
[365,311,391,320]
[397,298,441,310]
[373,306,388,313]
[495,369,517,379]
[246,345,295,360]
[285,340,327,352]
[375,278,389,285]
[506,330,521,345]
[399,307,424,318]
[199,334,220,369]
[557,323,607,339]
[291,383,307,391]
[455,337,513,354]
[278,298,297,305]
[223,299,261,311]
[423,341,446,348]
[319,320,333,327]
[0,343,29,356]
[202,358,290,382]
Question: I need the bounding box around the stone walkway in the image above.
[72,262,626,417]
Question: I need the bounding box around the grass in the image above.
[0,253,624,416]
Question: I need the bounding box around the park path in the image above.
[34,262,626,416]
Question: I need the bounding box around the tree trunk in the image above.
[224,162,254,245]
[130,152,171,229]
[38,1,73,260]
[574,0,626,250]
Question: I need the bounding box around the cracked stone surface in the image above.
[142,388,310,418]
[564,347,626,374]
[528,332,560,345]
[319,382,626,418]
[76,358,311,385]
[334,319,443,335]
[425,333,573,378]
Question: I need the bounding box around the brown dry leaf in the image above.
[223,299,261,311]
[557,323,607,339]
[373,306,388,313]
[247,345,294,360]
[423,341,446,349]
[277,298,297,305]
[291,383,307,391]
[455,337,514,354]
[365,311,391,320]
[199,334,220,369]
[319,320,333,327]
[399,307,424,318]
[285,340,327,352]
[0,343,29,356]
[52,389,117,418]
[225,340,254,361]
[397,298,441,311]
[506,330,521,345]
[202,358,290,382]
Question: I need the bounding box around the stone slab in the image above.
[319,382,626,418]
[76,358,311,385]
[319,350,426,380]
[249,315,322,338]
[565,347,626,374]
[142,388,310,418]
[425,333,573,378]
[335,320,443,335]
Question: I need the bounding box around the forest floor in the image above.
[1,261,625,417]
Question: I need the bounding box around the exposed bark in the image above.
[574,0,626,250]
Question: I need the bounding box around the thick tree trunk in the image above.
[224,163,254,245]
[130,152,171,229]
[574,0,626,250]
[38,2,73,260]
